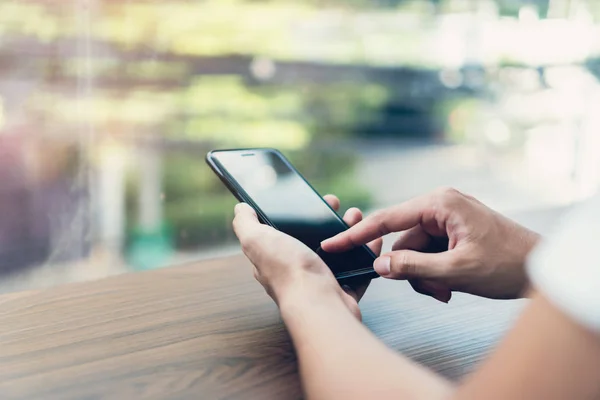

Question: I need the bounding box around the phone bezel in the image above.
[206,148,378,281]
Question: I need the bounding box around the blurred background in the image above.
[1,0,599,293]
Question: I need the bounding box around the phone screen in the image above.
[211,149,375,278]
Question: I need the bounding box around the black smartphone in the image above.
[206,148,378,281]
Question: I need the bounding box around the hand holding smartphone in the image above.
[206,148,377,281]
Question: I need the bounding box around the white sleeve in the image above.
[527,195,600,333]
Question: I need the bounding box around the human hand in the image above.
[321,188,541,302]
[232,195,382,320]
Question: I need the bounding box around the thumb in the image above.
[373,250,451,280]
[232,203,261,240]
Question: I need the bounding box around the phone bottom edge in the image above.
[335,269,379,282]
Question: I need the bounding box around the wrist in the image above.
[518,230,542,297]
[278,275,344,324]
[270,257,339,310]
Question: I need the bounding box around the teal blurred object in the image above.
[126,224,174,271]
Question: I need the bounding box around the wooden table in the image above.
[0,208,565,399]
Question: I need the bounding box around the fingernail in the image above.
[374,257,391,275]
[320,239,331,248]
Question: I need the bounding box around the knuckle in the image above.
[392,252,416,277]
[445,253,464,272]
[434,187,462,209]
[232,215,250,236]
[240,234,259,254]
[232,215,240,231]
[435,186,459,199]
[370,210,390,236]
[441,186,460,196]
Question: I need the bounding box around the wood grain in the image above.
[0,208,565,399]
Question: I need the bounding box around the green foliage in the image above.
[179,77,391,147]
[162,153,228,202]
[301,83,390,138]
[164,194,238,249]
[118,72,382,250]
[288,149,371,211]
[142,149,373,249]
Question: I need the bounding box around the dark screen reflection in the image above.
[215,150,375,277]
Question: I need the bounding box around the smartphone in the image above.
[206,148,378,281]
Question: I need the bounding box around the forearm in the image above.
[452,294,600,399]
[280,288,453,400]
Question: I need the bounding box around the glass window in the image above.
[1,0,600,292]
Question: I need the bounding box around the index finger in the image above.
[320,197,426,253]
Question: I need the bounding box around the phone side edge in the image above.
[336,269,379,282]
[205,151,274,227]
